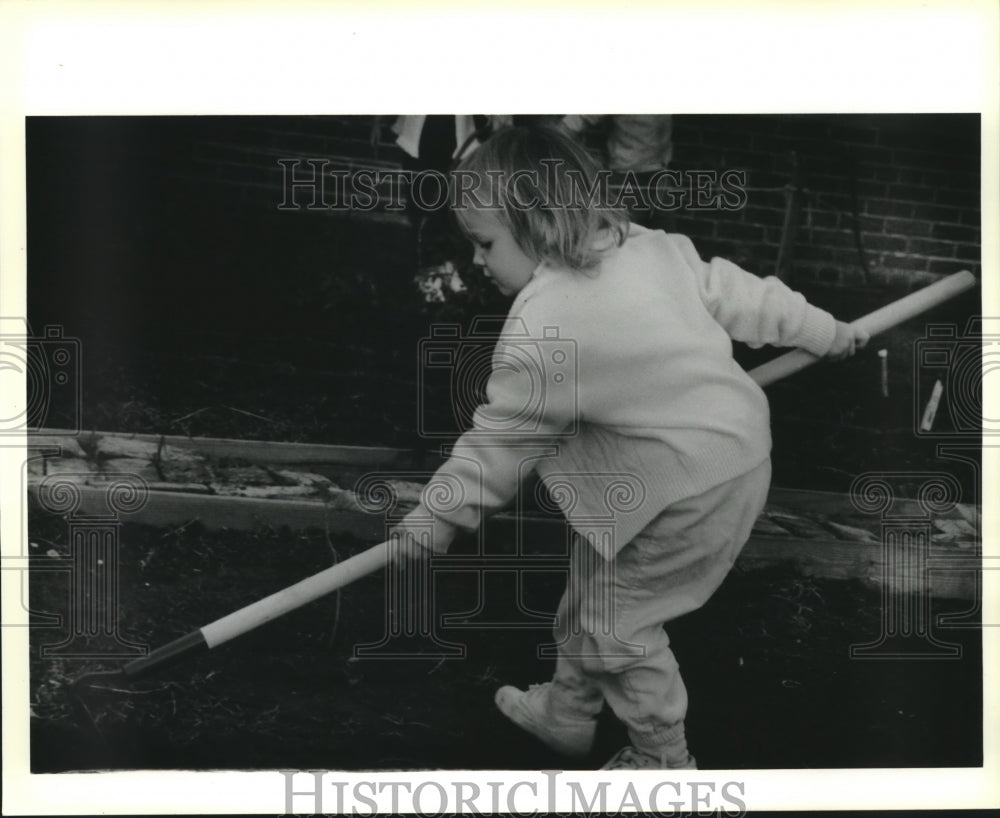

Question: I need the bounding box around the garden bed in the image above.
[27,510,982,772]
[26,430,984,773]
[28,429,982,600]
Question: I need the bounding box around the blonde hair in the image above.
[452,126,629,271]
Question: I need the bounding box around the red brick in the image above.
[864,234,909,252]
[883,218,933,237]
[895,165,927,186]
[856,180,891,198]
[872,267,938,290]
[906,238,956,257]
[928,258,976,275]
[858,163,899,183]
[856,214,886,233]
[912,203,964,223]
[951,170,981,189]
[953,243,981,262]
[741,205,785,224]
[865,268,900,288]
[887,183,934,202]
[932,223,980,242]
[935,188,979,208]
[748,190,787,210]
[802,208,841,229]
[806,226,853,246]
[797,245,862,267]
[744,170,787,190]
[803,154,853,176]
[803,172,852,196]
[864,198,913,218]
[719,222,766,242]
[891,148,944,169]
[751,242,780,261]
[880,254,930,272]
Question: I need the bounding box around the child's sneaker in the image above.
[600,745,698,770]
[494,683,597,758]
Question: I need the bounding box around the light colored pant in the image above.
[546,459,771,757]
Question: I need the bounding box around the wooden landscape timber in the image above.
[28,429,980,600]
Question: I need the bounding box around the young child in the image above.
[392,125,867,770]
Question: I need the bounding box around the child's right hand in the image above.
[388,505,457,566]
[825,321,870,360]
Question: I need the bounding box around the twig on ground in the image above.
[160,518,200,539]
[169,407,213,426]
[223,406,275,423]
[323,508,343,647]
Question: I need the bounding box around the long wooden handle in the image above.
[121,541,391,676]
[201,541,390,647]
[748,270,977,387]
[120,270,977,677]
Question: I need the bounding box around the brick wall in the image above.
[669,113,980,291]
[175,113,981,290]
[179,115,409,222]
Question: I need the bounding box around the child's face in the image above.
[461,208,538,297]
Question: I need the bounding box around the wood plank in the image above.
[35,429,971,515]
[27,483,388,542]
[26,483,979,600]
[33,428,442,468]
[769,486,924,518]
[736,535,977,600]
[38,429,974,517]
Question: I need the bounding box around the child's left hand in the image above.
[825,321,870,360]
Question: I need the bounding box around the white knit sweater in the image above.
[415,225,837,553]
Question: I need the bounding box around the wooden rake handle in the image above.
[116,270,977,678]
[119,542,391,677]
[749,270,976,387]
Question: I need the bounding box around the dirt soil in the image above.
[28,510,981,772]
